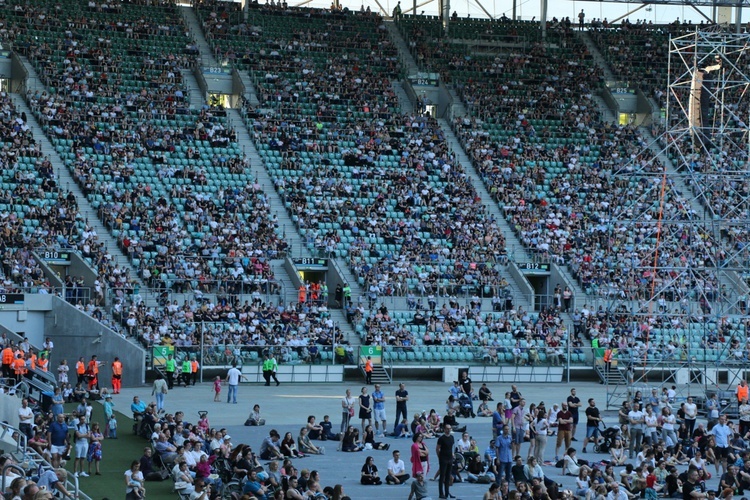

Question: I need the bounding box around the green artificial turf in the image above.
[62,402,175,500]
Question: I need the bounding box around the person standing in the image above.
[87,355,102,391]
[1,342,13,378]
[48,413,69,468]
[394,383,409,435]
[684,396,698,438]
[711,414,732,477]
[341,389,355,434]
[706,393,720,428]
[86,422,103,475]
[226,362,242,404]
[740,398,750,437]
[151,373,168,414]
[460,371,476,418]
[359,386,373,435]
[111,357,123,394]
[511,399,527,458]
[578,9,585,29]
[510,385,523,409]
[164,354,176,390]
[495,425,513,484]
[73,414,91,478]
[372,384,387,437]
[567,388,582,440]
[555,402,573,461]
[190,357,199,386]
[436,424,455,500]
[364,356,373,385]
[582,398,602,453]
[75,357,86,386]
[180,357,191,388]
[628,402,645,459]
[17,398,33,440]
[737,380,749,404]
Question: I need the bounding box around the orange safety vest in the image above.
[191,360,199,373]
[603,349,613,362]
[76,361,85,375]
[29,353,36,371]
[364,360,373,373]
[88,360,99,375]
[738,384,749,402]
[37,357,48,372]
[112,361,122,376]
[298,286,307,302]
[1,347,13,365]
[13,358,26,375]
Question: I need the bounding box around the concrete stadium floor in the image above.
[110,380,720,499]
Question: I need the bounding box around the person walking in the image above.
[262,354,272,386]
[582,398,602,454]
[151,373,168,414]
[436,424,455,499]
[394,383,409,435]
[269,353,280,386]
[226,362,242,404]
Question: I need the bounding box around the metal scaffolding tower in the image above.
[595,28,750,408]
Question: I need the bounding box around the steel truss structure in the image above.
[596,28,750,408]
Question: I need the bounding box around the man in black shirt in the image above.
[459,371,476,418]
[566,388,582,441]
[510,385,523,409]
[665,467,682,498]
[683,469,707,500]
[394,383,409,435]
[582,398,602,453]
[436,424,455,499]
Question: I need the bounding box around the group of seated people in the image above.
[113,294,346,359]
[131,395,352,499]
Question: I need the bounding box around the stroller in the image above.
[594,426,620,453]
[457,393,473,419]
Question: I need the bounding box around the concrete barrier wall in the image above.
[46,297,146,388]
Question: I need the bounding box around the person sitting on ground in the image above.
[298,427,325,455]
[305,416,324,440]
[386,449,411,485]
[360,456,383,485]
[260,429,284,460]
[341,427,364,452]
[281,432,301,458]
[245,404,265,426]
[364,425,390,451]
[320,415,339,441]
[394,418,411,438]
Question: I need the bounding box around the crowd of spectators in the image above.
[1,0,289,303]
